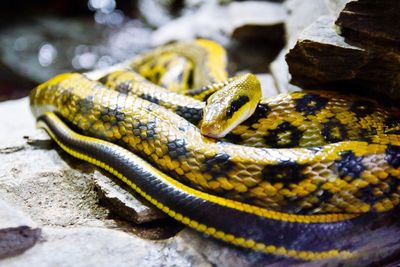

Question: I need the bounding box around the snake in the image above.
[29,39,400,264]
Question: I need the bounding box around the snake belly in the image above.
[30,72,400,262]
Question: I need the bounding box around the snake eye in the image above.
[226,95,250,119]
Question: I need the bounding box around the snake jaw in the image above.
[200,122,223,139]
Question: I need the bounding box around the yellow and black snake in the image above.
[30,39,400,264]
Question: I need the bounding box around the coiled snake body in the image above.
[30,39,400,264]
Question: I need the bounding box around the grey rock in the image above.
[0,98,35,148]
[284,0,331,47]
[138,0,175,28]
[0,198,36,229]
[324,0,351,16]
[268,0,349,93]
[255,73,279,98]
[0,227,41,260]
[284,0,350,47]
[2,227,209,267]
[269,48,301,94]
[229,1,286,42]
[151,1,286,46]
[93,170,165,224]
[151,1,231,46]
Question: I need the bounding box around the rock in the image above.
[255,73,279,98]
[336,0,400,52]
[0,98,36,148]
[267,0,350,94]
[228,1,286,42]
[325,0,352,16]
[0,196,41,260]
[2,227,209,267]
[138,0,185,28]
[151,2,231,47]
[286,15,400,101]
[151,0,287,45]
[284,0,351,47]
[269,49,301,94]
[0,198,36,229]
[0,17,152,84]
[227,40,283,73]
[284,0,331,47]
[0,227,41,260]
[93,170,165,224]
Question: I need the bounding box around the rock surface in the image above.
[93,169,166,224]
[267,0,351,94]
[0,227,41,260]
[286,1,400,100]
[336,0,400,52]
[151,1,286,47]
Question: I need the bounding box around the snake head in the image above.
[200,73,261,138]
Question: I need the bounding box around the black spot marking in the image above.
[140,94,160,104]
[386,145,400,168]
[162,59,172,69]
[243,103,271,127]
[358,128,377,142]
[264,122,303,148]
[144,121,157,139]
[60,88,74,105]
[385,116,400,134]
[98,75,109,84]
[200,91,215,101]
[287,189,334,214]
[100,106,126,127]
[335,151,365,179]
[116,82,132,94]
[226,96,250,119]
[132,119,157,140]
[187,69,194,89]
[262,160,305,184]
[350,100,374,117]
[177,121,192,132]
[295,94,328,115]
[77,96,94,115]
[166,139,188,160]
[202,153,235,177]
[224,133,243,144]
[153,71,161,83]
[358,175,400,205]
[175,106,202,125]
[148,60,157,69]
[322,118,347,143]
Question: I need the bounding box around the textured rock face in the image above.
[336,0,400,52]
[268,0,350,93]
[286,0,400,100]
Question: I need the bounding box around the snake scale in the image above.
[30,39,400,264]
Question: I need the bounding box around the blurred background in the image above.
[0,0,288,102]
